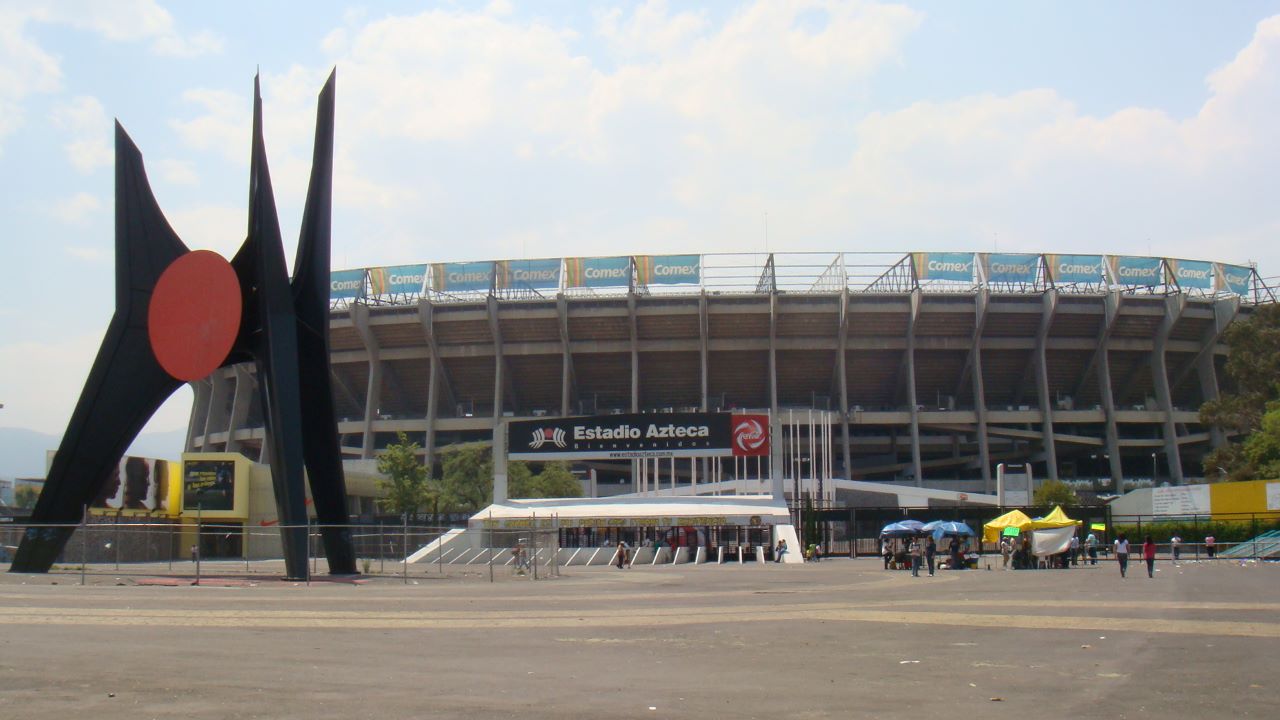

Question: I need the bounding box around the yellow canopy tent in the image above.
[1029,506,1083,531]
[983,507,1082,543]
[983,509,1033,543]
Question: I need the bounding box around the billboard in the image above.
[182,458,237,512]
[565,256,632,288]
[508,412,767,460]
[912,252,975,282]
[90,456,177,514]
[634,255,701,285]
[1045,254,1105,284]
[1166,259,1213,289]
[981,253,1040,283]
[367,264,427,295]
[1216,263,1252,296]
[1108,256,1163,287]
[330,269,365,300]
[496,259,561,290]
[432,261,494,293]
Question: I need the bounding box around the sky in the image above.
[1,0,1279,442]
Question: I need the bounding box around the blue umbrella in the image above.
[880,521,924,538]
[922,520,975,539]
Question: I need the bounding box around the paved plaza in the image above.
[1,557,1277,719]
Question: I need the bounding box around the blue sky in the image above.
[2,0,1279,441]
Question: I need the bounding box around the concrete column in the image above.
[971,290,992,492]
[769,292,779,414]
[1096,329,1124,485]
[906,290,923,486]
[837,290,852,479]
[186,378,213,451]
[628,294,639,412]
[492,421,508,503]
[770,413,785,497]
[200,370,231,451]
[1193,298,1239,450]
[1152,294,1187,483]
[1034,290,1059,482]
[699,292,710,410]
[488,296,505,420]
[558,296,574,416]
[224,365,256,455]
[424,353,438,469]
[352,304,381,460]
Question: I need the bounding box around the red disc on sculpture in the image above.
[148,250,242,381]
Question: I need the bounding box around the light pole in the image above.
[1151,452,1158,483]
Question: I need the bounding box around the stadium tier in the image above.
[185,252,1275,495]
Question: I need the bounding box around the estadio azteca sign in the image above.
[508,412,769,460]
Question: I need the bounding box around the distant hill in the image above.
[0,427,189,479]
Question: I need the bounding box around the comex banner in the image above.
[1216,263,1252,296]
[912,252,975,282]
[565,256,632,288]
[432,261,493,293]
[330,269,366,300]
[1046,254,1105,284]
[367,264,427,295]
[635,255,701,285]
[1109,256,1163,287]
[508,412,769,460]
[1165,259,1213,289]
[981,253,1040,283]
[496,259,561,290]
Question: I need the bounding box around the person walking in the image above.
[1000,537,1012,570]
[615,541,628,569]
[1205,534,1216,559]
[925,535,937,577]
[1114,533,1130,578]
[909,537,922,577]
[1170,535,1182,564]
[1143,535,1157,578]
[1086,531,1099,565]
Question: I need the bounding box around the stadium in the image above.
[185,251,1273,507]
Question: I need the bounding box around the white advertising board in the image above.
[1152,485,1211,516]
[1267,482,1280,512]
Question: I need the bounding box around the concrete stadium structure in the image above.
[185,252,1275,497]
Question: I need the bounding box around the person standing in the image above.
[909,538,922,577]
[1205,534,1216,559]
[1086,532,1099,565]
[1000,537,1012,570]
[925,535,937,577]
[1069,534,1080,566]
[615,541,628,569]
[882,538,892,570]
[1114,533,1130,578]
[774,538,788,563]
[1170,535,1182,564]
[949,536,962,570]
[1143,535,1157,578]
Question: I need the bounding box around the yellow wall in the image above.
[1209,479,1280,518]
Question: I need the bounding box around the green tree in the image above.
[507,461,537,499]
[1033,479,1078,507]
[375,432,433,519]
[14,484,40,509]
[1241,403,1280,480]
[1202,304,1280,480]
[533,462,583,498]
[439,442,494,513]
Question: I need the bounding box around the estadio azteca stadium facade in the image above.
[185,251,1275,496]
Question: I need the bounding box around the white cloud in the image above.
[51,191,103,225]
[51,95,112,173]
[156,158,200,186]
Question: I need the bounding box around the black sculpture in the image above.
[11,73,356,579]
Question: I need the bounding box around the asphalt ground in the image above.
[1,556,1277,719]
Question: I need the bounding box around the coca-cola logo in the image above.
[732,417,768,454]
